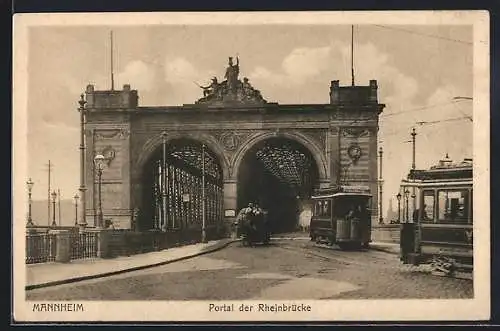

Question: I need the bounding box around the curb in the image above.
[271,237,310,241]
[369,244,399,255]
[26,239,238,291]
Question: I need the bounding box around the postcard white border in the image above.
[12,10,490,322]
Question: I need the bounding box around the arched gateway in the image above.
[81,57,384,239]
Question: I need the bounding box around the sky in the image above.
[25,23,473,219]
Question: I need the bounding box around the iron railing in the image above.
[25,224,227,264]
[25,232,57,264]
[70,231,98,260]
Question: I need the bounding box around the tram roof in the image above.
[312,192,372,199]
[400,178,473,188]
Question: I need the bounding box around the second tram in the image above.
[399,156,473,275]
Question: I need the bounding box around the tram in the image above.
[309,185,373,250]
[399,156,473,275]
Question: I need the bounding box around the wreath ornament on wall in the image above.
[101,146,116,166]
[347,144,362,164]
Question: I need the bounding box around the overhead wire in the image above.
[372,25,473,45]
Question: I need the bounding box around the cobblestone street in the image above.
[26,240,473,301]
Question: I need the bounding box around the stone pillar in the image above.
[328,127,340,186]
[368,127,379,226]
[48,230,71,263]
[88,229,112,259]
[223,179,237,237]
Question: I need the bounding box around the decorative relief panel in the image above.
[93,128,130,140]
[93,140,123,180]
[101,183,126,210]
[211,130,259,153]
[330,111,379,121]
[341,127,370,138]
[296,129,327,153]
[339,127,372,182]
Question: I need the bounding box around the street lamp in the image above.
[404,189,410,223]
[378,146,384,224]
[78,94,88,228]
[94,154,106,228]
[26,178,34,226]
[73,193,79,226]
[411,192,417,221]
[51,190,57,227]
[396,192,402,223]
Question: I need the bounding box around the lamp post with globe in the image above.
[94,154,106,228]
[26,178,34,227]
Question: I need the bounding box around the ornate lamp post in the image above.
[94,154,106,228]
[51,190,57,227]
[78,94,88,228]
[26,178,34,226]
[404,189,410,223]
[396,192,402,223]
[73,193,79,226]
[378,146,383,224]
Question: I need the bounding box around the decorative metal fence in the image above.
[25,224,227,264]
[70,231,98,260]
[25,232,57,264]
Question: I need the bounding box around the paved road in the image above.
[26,240,473,300]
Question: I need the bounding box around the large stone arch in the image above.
[230,130,328,182]
[130,131,230,214]
[133,131,230,181]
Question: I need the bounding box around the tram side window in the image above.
[314,200,331,216]
[437,190,470,224]
[422,191,435,223]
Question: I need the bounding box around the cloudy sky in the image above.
[25,23,473,218]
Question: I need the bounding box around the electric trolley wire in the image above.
[416,115,472,126]
[373,25,473,45]
[380,100,471,119]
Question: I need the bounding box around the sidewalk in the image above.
[26,238,235,290]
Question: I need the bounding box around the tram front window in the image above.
[333,196,369,219]
[437,189,470,224]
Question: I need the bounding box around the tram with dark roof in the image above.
[399,156,473,275]
[309,185,373,250]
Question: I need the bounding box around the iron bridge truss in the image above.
[151,144,223,231]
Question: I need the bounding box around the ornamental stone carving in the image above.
[341,127,370,138]
[212,130,259,152]
[194,57,267,106]
[296,129,327,153]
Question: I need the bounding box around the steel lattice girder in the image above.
[255,143,312,189]
[169,145,221,180]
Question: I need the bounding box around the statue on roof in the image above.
[224,56,240,93]
[197,77,220,98]
[194,55,267,105]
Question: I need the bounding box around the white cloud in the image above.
[163,57,218,105]
[282,46,332,79]
[117,60,156,91]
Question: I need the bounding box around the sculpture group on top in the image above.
[195,56,267,105]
